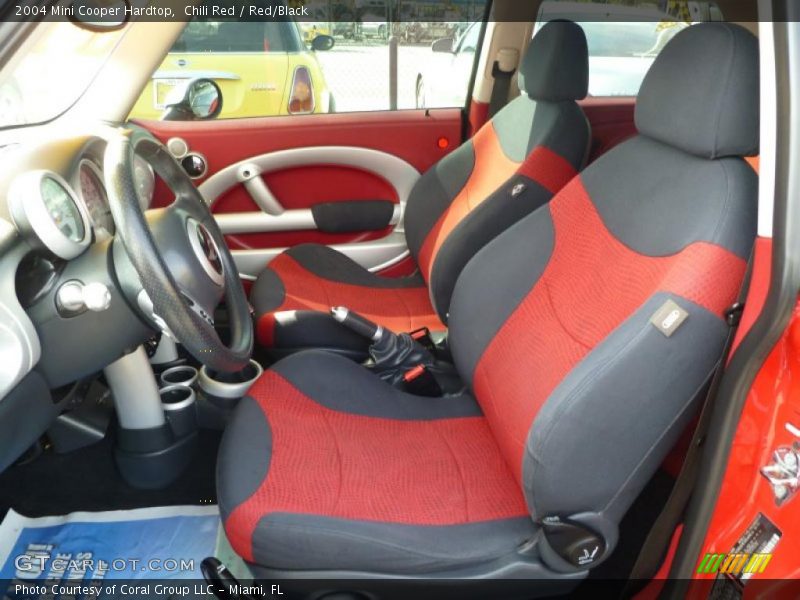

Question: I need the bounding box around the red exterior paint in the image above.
[225,371,528,561]
[578,97,638,163]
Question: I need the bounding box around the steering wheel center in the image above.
[187,217,225,286]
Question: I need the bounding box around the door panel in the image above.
[216,165,398,212]
[136,109,462,278]
[215,164,398,251]
[137,109,461,178]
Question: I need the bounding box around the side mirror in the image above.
[431,37,454,53]
[311,35,335,52]
[161,78,223,121]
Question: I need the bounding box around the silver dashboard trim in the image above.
[198,360,263,400]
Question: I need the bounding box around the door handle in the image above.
[236,163,284,216]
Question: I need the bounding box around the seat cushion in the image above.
[251,244,444,351]
[218,351,534,574]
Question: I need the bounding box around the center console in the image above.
[100,342,262,490]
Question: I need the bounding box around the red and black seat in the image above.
[251,20,591,355]
[219,23,759,591]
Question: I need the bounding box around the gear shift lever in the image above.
[331,307,437,388]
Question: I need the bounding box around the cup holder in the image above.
[198,359,263,409]
[160,365,198,388]
[160,385,197,439]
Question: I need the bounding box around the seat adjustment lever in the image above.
[540,515,607,569]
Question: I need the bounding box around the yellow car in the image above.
[129,21,334,120]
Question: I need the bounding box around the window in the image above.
[129,0,489,121]
[535,0,723,97]
[171,22,302,54]
[0,23,125,129]
[456,21,481,54]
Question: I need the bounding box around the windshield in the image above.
[0,22,126,129]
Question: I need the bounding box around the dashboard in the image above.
[9,139,155,261]
[0,130,158,402]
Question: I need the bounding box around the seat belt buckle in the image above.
[402,364,441,397]
[408,327,435,351]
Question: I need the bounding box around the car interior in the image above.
[0,0,771,598]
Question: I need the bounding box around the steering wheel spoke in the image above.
[179,288,216,328]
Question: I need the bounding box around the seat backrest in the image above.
[404,20,591,320]
[448,23,758,540]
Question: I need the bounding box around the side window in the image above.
[129,0,489,121]
[455,22,481,54]
[534,0,722,97]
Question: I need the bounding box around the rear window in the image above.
[580,21,687,58]
[535,0,722,97]
[171,21,302,54]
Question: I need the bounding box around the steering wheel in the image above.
[104,128,253,373]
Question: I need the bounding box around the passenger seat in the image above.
[250,20,591,355]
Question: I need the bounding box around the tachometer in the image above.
[9,171,91,260]
[78,160,115,238]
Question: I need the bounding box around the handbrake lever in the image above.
[331,306,385,342]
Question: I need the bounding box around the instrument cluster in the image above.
[8,147,155,259]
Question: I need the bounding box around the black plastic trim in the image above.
[311,200,395,233]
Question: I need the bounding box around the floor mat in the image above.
[0,506,248,597]
[0,431,221,522]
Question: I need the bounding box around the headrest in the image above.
[518,20,588,101]
[635,23,759,159]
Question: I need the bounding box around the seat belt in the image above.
[488,48,519,118]
[624,253,754,588]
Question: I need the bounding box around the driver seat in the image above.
[218,23,758,591]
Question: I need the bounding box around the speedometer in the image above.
[9,171,91,260]
[41,177,85,242]
[79,160,115,239]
